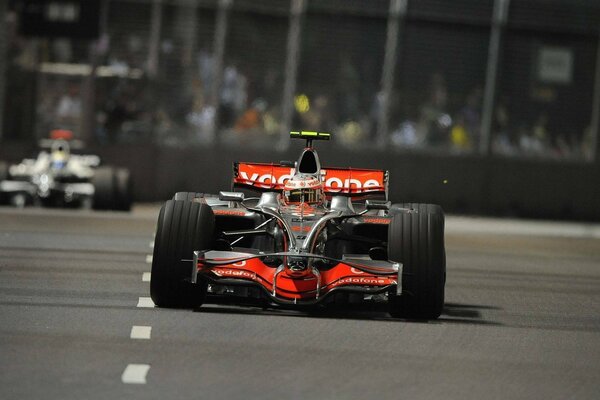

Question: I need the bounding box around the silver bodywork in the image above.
[191,191,402,305]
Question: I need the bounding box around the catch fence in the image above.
[2,0,600,162]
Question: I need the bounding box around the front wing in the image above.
[192,251,402,305]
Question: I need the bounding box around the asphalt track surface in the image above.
[1,206,600,399]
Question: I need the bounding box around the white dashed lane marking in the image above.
[130,326,152,340]
[121,364,150,384]
[137,297,155,308]
[120,244,154,385]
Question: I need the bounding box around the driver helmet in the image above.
[283,175,324,206]
[50,140,70,170]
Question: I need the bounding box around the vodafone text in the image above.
[239,169,381,192]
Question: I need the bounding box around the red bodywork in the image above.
[197,256,397,301]
[234,162,388,195]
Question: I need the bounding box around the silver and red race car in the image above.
[151,131,445,319]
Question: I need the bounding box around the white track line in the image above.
[149,241,154,248]
[142,272,151,282]
[145,255,153,264]
[137,297,154,308]
[121,364,150,384]
[130,326,152,340]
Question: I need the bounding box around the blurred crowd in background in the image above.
[2,0,599,161]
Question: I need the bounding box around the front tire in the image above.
[387,203,446,319]
[150,200,214,308]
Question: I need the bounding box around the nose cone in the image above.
[284,257,311,277]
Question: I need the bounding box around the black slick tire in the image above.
[0,162,8,204]
[150,200,214,308]
[92,167,116,210]
[387,203,446,319]
[115,168,133,211]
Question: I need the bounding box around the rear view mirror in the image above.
[365,200,390,211]
[219,191,245,202]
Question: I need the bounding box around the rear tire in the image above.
[150,200,214,308]
[92,167,116,210]
[115,168,133,211]
[387,203,445,319]
[0,162,8,205]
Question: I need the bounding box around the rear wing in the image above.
[233,162,388,198]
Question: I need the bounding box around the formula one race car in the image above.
[0,130,132,210]
[151,131,445,319]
